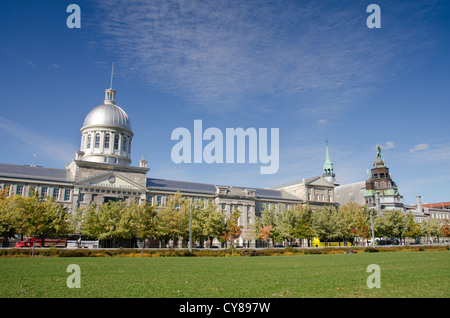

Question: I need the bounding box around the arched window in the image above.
[95,133,100,148]
[87,134,91,149]
[104,133,110,149]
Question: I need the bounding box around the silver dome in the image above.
[82,103,132,133]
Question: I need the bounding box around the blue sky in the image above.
[1,0,449,205]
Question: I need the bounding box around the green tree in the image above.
[0,187,21,247]
[198,200,225,247]
[81,200,128,247]
[155,192,189,247]
[15,190,71,255]
[405,212,422,242]
[421,218,442,243]
[312,206,339,244]
[292,204,314,246]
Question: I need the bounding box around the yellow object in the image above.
[312,237,352,247]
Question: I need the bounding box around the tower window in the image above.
[114,135,119,150]
[104,134,110,149]
[95,134,100,148]
[122,136,127,152]
[87,135,91,149]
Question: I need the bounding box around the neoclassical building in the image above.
[1,85,448,245]
[1,86,340,245]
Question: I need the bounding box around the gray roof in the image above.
[147,178,216,195]
[334,181,366,206]
[0,163,302,202]
[147,178,302,202]
[0,163,71,183]
[273,176,322,189]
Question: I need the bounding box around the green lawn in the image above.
[0,251,448,298]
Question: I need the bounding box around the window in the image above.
[64,189,71,201]
[95,133,100,148]
[122,136,127,152]
[114,135,119,150]
[52,188,59,200]
[16,185,24,196]
[40,186,48,199]
[104,133,110,149]
[78,193,84,202]
[87,135,91,149]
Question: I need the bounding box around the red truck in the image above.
[15,237,67,248]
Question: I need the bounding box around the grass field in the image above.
[0,251,448,298]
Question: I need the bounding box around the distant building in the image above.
[335,145,404,211]
[334,146,449,224]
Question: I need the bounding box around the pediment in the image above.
[307,177,335,188]
[76,171,146,191]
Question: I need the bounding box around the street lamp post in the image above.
[189,204,193,253]
[370,209,375,248]
[189,204,197,253]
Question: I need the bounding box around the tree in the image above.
[405,212,422,242]
[15,190,71,256]
[257,225,273,242]
[0,187,21,247]
[292,204,314,246]
[155,192,189,247]
[221,208,242,248]
[440,219,450,239]
[199,200,225,247]
[312,206,339,244]
[421,218,442,243]
[254,203,277,245]
[274,205,300,245]
[81,200,128,247]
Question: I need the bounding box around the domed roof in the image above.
[81,89,133,134]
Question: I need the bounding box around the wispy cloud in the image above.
[93,0,436,116]
[383,141,395,150]
[0,116,76,164]
[409,143,429,153]
[408,142,450,162]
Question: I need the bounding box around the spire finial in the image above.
[110,62,114,89]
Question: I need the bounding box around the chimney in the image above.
[416,195,423,214]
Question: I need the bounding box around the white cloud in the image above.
[409,143,429,153]
[92,0,434,116]
[383,141,395,150]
